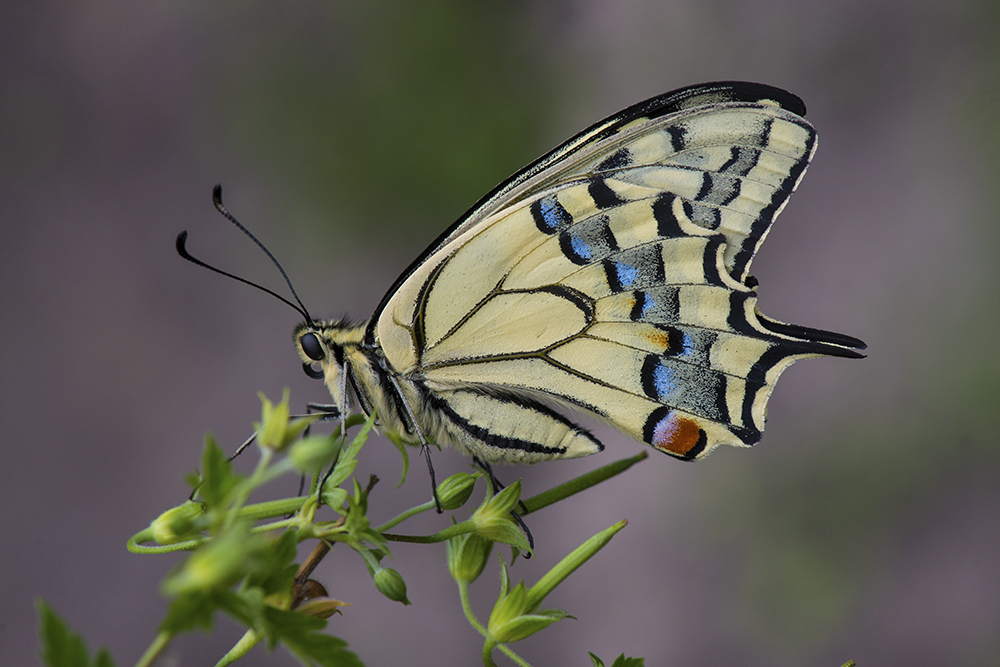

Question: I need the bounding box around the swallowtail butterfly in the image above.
[293,81,865,465]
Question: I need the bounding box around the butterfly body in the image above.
[295,82,865,465]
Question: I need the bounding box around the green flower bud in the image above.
[469,480,531,551]
[255,390,291,450]
[435,472,478,510]
[487,576,571,644]
[295,596,351,619]
[488,581,527,630]
[150,501,204,545]
[161,526,262,596]
[373,567,410,605]
[474,517,531,552]
[289,434,339,472]
[490,610,570,644]
[446,532,493,584]
[254,389,317,451]
[476,480,522,520]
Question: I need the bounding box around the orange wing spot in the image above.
[652,413,702,456]
[643,330,673,351]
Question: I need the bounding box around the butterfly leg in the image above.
[387,374,443,513]
[304,403,343,501]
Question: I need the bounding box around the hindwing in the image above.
[367,82,864,461]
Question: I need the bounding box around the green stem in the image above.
[497,644,532,667]
[126,529,203,554]
[382,519,476,544]
[520,451,647,515]
[213,628,262,666]
[482,639,499,667]
[224,448,274,530]
[356,546,383,575]
[237,496,308,522]
[459,580,487,637]
[133,630,172,667]
[374,499,438,533]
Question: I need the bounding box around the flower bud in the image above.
[255,390,317,451]
[435,472,478,510]
[289,434,339,472]
[490,611,569,644]
[487,580,570,644]
[446,533,493,584]
[150,501,204,545]
[373,567,410,605]
[161,526,262,596]
[470,481,531,551]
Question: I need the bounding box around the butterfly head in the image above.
[294,319,366,413]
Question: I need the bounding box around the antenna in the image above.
[176,185,315,324]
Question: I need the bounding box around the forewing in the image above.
[374,83,864,460]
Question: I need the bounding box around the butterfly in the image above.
[287,81,865,467]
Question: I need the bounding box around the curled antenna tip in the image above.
[176,230,190,255]
[212,184,227,214]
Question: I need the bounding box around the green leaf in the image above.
[160,523,268,597]
[199,435,240,510]
[261,607,363,667]
[385,431,410,487]
[243,531,299,596]
[36,600,116,667]
[289,434,342,473]
[588,653,645,667]
[160,590,217,634]
[324,413,377,493]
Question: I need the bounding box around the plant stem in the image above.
[133,630,172,667]
[459,580,487,637]
[374,499,438,533]
[382,519,476,544]
[520,452,647,515]
[224,448,274,531]
[214,628,262,666]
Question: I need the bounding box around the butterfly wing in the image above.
[371,82,864,462]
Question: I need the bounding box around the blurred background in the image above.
[3,1,999,665]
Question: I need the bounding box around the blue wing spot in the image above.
[614,261,638,288]
[682,332,695,357]
[641,294,658,318]
[653,363,676,399]
[571,236,592,261]
[641,354,677,400]
[531,197,572,234]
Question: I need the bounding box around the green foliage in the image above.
[41,390,645,666]
[37,601,116,667]
[588,653,645,667]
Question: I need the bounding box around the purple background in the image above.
[3,1,999,665]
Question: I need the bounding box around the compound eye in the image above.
[300,332,325,361]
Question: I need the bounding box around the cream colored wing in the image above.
[370,83,864,461]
